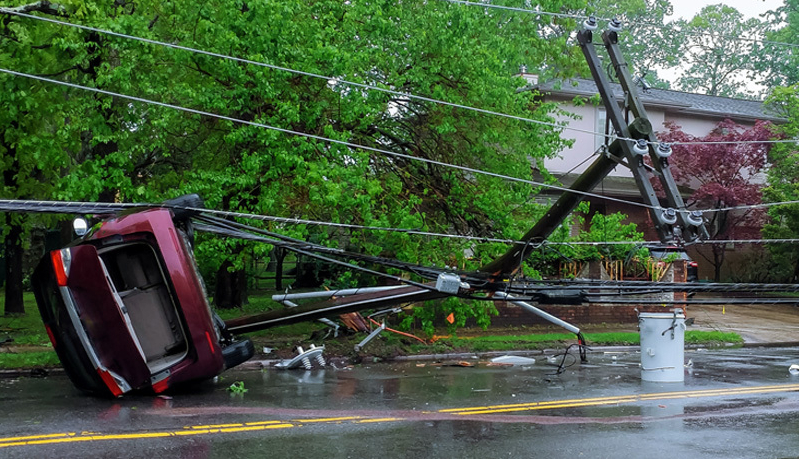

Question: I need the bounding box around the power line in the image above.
[443,0,799,54]
[4,7,794,150]
[5,197,799,248]
[0,67,664,213]
[441,0,584,20]
[0,7,624,144]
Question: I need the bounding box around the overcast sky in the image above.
[667,0,783,20]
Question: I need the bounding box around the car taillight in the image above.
[50,249,72,287]
[152,377,170,394]
[97,369,124,397]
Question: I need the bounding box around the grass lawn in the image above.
[0,292,58,369]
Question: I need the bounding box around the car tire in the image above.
[222,338,255,369]
[163,194,204,220]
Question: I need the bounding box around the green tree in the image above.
[1,2,77,315]
[585,0,683,88]
[763,86,799,281]
[754,0,799,89]
[3,0,586,323]
[674,4,764,98]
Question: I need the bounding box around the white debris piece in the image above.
[275,344,325,370]
[490,355,536,366]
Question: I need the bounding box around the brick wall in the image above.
[491,259,688,327]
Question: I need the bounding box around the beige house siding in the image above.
[531,78,781,281]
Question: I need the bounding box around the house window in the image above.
[595,108,615,151]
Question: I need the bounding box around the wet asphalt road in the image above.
[2,346,799,459]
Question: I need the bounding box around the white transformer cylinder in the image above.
[639,310,686,382]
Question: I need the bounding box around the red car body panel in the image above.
[92,209,225,377]
[33,207,236,397]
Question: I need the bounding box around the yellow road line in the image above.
[292,416,364,423]
[1,383,797,449]
[354,418,402,424]
[444,384,799,415]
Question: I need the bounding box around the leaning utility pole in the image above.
[226,19,709,332]
[481,17,709,277]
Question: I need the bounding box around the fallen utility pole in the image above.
[225,19,708,335]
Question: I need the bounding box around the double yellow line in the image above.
[441,383,799,415]
[2,384,797,449]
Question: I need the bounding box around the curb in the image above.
[245,342,799,368]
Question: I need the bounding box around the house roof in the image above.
[533,78,784,123]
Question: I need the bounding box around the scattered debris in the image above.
[29,368,48,378]
[440,361,475,367]
[275,344,325,370]
[354,323,386,351]
[485,362,514,367]
[228,381,247,394]
[339,312,370,333]
[490,355,536,366]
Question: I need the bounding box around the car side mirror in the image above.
[73,217,89,237]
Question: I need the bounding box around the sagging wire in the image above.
[8,194,799,247]
[4,196,798,301]
[0,67,665,214]
[2,7,790,153]
[193,219,441,293]
[0,7,622,145]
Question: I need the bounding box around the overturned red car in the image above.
[31,196,253,397]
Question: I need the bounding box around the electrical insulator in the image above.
[583,16,598,31]
[608,18,623,32]
[687,211,704,227]
[661,208,678,225]
[656,143,672,158]
[632,139,648,156]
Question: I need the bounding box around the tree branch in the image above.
[2,1,68,17]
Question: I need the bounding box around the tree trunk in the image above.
[4,214,25,316]
[274,247,285,291]
[712,243,725,282]
[214,259,248,309]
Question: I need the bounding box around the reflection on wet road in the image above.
[2,347,799,458]
[1,383,798,450]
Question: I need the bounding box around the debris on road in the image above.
[490,355,536,366]
[274,345,325,370]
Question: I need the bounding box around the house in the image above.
[525,75,783,280]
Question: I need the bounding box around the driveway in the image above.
[688,302,799,344]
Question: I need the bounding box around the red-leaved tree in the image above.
[657,119,776,281]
